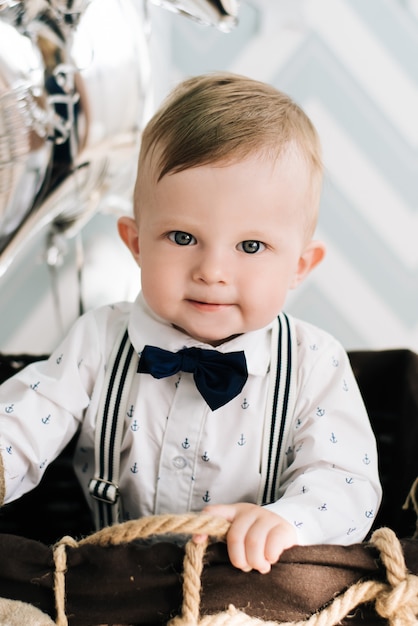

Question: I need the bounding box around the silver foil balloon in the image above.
[0,0,151,275]
[149,0,239,32]
[0,18,53,253]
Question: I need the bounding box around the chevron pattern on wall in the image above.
[0,0,416,354]
[151,0,418,351]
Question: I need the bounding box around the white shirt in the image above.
[0,293,381,545]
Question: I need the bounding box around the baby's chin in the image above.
[171,324,241,347]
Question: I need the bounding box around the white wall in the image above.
[147,0,418,352]
[1,0,417,354]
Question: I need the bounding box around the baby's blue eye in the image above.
[238,240,265,254]
[168,231,196,246]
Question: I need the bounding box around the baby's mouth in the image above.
[187,299,231,311]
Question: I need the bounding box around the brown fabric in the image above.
[1,350,418,625]
[349,349,418,538]
[0,532,417,625]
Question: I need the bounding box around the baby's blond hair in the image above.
[135,72,323,234]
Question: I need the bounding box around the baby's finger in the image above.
[225,517,254,572]
[201,503,235,521]
[242,522,272,573]
[264,528,286,564]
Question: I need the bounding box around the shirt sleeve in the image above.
[264,322,382,546]
[0,305,125,504]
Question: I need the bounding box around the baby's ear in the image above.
[117,216,141,265]
[290,240,326,289]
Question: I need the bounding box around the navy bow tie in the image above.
[137,345,248,411]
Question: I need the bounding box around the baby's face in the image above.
[131,151,323,345]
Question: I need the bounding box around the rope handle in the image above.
[53,513,229,626]
[53,515,418,626]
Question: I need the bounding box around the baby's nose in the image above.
[192,249,229,284]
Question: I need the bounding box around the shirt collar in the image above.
[128,292,273,377]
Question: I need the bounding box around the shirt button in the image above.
[172,456,187,469]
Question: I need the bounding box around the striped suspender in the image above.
[88,327,139,529]
[89,313,296,528]
[259,312,297,505]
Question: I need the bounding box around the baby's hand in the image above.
[193,502,297,574]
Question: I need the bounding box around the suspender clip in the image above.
[88,478,119,504]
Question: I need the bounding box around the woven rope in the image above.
[53,536,78,626]
[52,515,418,626]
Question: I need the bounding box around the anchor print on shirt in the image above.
[241,398,249,409]
[202,490,211,503]
[41,414,51,425]
[126,405,135,419]
[131,420,139,432]
[331,357,339,367]
[5,404,14,414]
[130,462,139,474]
[56,353,63,365]
[329,432,338,444]
[316,407,325,417]
[201,451,210,462]
[182,438,190,450]
[30,381,40,391]
[237,434,246,446]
